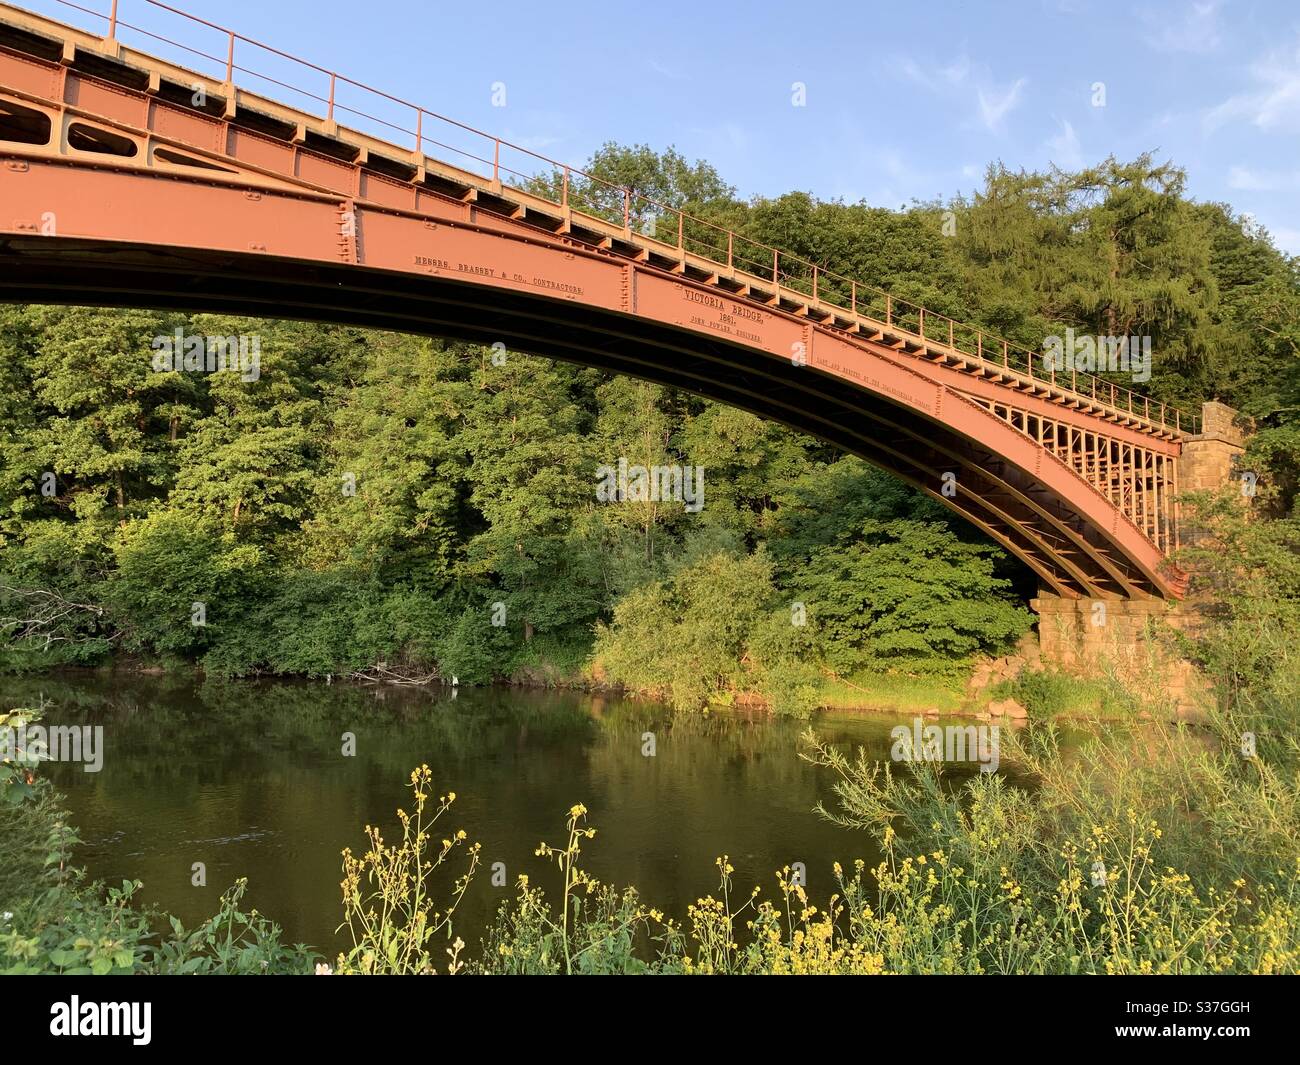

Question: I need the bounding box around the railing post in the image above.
[327,72,336,122]
[886,294,892,326]
[107,0,118,40]
[677,210,684,251]
[225,31,235,84]
[493,138,500,183]
[977,332,982,359]
[415,108,423,154]
[727,232,733,270]
[772,249,779,284]
[812,265,818,301]
[919,307,925,339]
[562,167,569,207]
[851,280,856,314]
[1003,340,1008,367]
[948,319,954,348]
[623,187,630,230]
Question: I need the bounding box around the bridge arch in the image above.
[0,0,1186,600]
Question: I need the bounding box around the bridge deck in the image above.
[0,0,1192,447]
[0,0,1189,597]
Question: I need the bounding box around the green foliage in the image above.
[1,873,150,976]
[109,510,265,655]
[335,765,479,974]
[0,706,45,806]
[0,727,313,975]
[1173,489,1300,707]
[433,602,516,684]
[479,802,676,974]
[594,550,778,711]
[987,669,1124,721]
[1,141,1295,709]
[790,518,1032,674]
[1243,422,1300,519]
[150,879,316,975]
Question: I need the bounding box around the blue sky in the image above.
[25,0,1300,253]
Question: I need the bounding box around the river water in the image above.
[8,670,1006,957]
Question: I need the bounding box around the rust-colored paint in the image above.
[0,0,1186,598]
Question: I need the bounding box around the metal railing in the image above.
[36,0,1196,436]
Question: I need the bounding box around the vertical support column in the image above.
[1141,449,1148,539]
[1175,401,1248,549]
[1126,443,1136,526]
[1177,402,1247,493]
[1144,448,1152,540]
[1154,451,1164,546]
[1154,453,1164,551]
[1137,446,1146,536]
[1172,453,1180,552]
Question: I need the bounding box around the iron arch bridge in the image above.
[0,0,1190,600]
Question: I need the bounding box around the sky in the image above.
[21,0,1300,253]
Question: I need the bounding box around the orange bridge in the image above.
[0,0,1193,600]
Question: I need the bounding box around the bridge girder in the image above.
[0,4,1186,600]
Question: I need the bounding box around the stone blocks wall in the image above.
[1178,400,1246,495]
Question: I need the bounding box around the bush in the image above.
[109,510,265,656]
[987,669,1126,720]
[593,550,777,711]
[783,518,1032,674]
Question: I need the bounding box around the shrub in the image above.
[593,550,777,711]
[109,510,265,656]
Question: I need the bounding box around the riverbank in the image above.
[5,636,1173,726]
[5,668,1296,975]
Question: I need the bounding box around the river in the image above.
[7,670,1012,957]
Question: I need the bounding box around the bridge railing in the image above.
[44,0,1197,437]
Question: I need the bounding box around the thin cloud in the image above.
[1270,227,1300,255]
[1228,165,1300,191]
[1046,118,1083,169]
[903,54,1027,134]
[647,58,688,82]
[978,78,1028,133]
[1145,1,1224,54]
[1206,32,1300,133]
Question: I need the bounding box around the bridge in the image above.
[0,0,1203,602]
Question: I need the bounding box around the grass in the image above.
[816,670,968,715]
[981,669,1131,722]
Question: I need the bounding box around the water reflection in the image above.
[7,671,1014,953]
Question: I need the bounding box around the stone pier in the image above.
[1028,402,1248,714]
[1029,594,1208,714]
[1030,595,1191,670]
[1178,399,1247,496]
